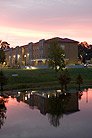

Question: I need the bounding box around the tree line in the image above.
[78,41,92,64]
[0,40,10,65]
[0,40,10,91]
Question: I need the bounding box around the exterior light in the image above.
[28,93,30,98]
[57,90,61,93]
[18,92,21,96]
[42,93,45,96]
[24,55,26,57]
[18,55,20,58]
[31,90,37,93]
[48,95,50,98]
[25,96,27,101]
[43,60,45,64]
[27,53,29,56]
[31,66,38,70]
[26,66,30,69]
[13,55,15,58]
[18,92,21,95]
[31,92,33,95]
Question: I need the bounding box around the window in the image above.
[42,49,44,54]
[60,45,65,50]
[48,45,50,49]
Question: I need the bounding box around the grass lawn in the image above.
[1,67,92,90]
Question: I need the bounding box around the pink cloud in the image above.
[0,0,92,46]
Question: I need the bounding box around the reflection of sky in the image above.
[0,0,92,47]
[0,89,92,138]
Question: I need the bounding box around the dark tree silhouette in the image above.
[58,69,71,91]
[0,99,7,129]
[78,91,83,100]
[0,41,10,49]
[0,70,7,91]
[64,69,71,90]
[48,97,64,127]
[48,93,71,127]
[78,41,92,63]
[0,49,6,65]
[48,38,65,76]
[58,74,65,91]
[76,73,83,90]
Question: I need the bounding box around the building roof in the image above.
[20,44,28,48]
[4,37,79,51]
[45,37,79,43]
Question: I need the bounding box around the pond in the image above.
[0,89,92,138]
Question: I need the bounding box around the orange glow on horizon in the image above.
[0,23,92,47]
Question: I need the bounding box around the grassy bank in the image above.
[1,68,92,90]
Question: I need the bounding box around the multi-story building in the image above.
[4,37,79,67]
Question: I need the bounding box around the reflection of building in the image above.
[14,90,80,127]
[30,93,48,115]
[4,37,79,67]
[31,92,79,115]
[16,91,79,115]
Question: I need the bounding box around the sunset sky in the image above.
[0,0,92,47]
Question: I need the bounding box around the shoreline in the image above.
[0,68,92,91]
[2,81,92,92]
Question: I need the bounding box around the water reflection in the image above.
[0,89,91,138]
[11,90,81,127]
[0,98,7,129]
[48,93,79,127]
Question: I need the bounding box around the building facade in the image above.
[4,37,79,67]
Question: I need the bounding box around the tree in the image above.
[58,74,65,91]
[48,38,65,75]
[0,49,6,65]
[48,96,64,127]
[76,73,83,90]
[0,70,7,91]
[0,99,7,129]
[78,41,92,63]
[64,69,71,90]
[48,93,71,127]
[0,41,10,49]
[58,69,71,91]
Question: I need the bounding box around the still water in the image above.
[0,89,92,138]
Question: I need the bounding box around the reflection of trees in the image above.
[78,91,83,100]
[48,94,71,127]
[48,114,61,127]
[0,99,7,129]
